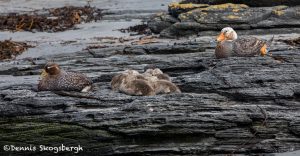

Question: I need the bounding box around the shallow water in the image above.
[0,20,142,59]
[0,0,177,13]
[0,0,179,58]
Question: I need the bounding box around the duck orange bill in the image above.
[217,32,225,42]
[40,69,48,78]
[260,44,268,56]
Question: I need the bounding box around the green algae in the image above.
[0,118,114,155]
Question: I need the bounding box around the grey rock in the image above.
[148,13,179,33]
[180,0,300,7]
[0,36,300,155]
[149,4,300,38]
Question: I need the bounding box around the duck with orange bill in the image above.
[215,27,273,59]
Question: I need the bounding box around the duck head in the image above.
[124,69,140,76]
[144,68,163,75]
[44,62,61,75]
[217,27,238,42]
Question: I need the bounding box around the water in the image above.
[0,0,179,58]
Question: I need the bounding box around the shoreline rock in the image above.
[1,36,300,155]
[0,1,300,155]
[148,3,300,38]
[180,0,300,7]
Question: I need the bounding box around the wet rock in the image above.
[168,2,209,17]
[180,0,300,7]
[278,37,300,47]
[122,44,206,55]
[149,3,300,38]
[290,120,300,136]
[178,4,270,24]
[148,12,179,34]
[160,22,203,38]
[0,36,300,155]
[118,24,152,36]
[1,0,299,155]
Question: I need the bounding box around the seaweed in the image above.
[0,6,102,32]
[0,40,33,60]
[118,24,151,35]
[279,37,300,47]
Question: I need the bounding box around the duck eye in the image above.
[47,66,55,70]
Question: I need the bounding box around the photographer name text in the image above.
[3,144,83,154]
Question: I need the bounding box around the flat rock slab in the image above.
[0,0,299,155]
[148,4,300,38]
[0,35,299,155]
[180,0,300,7]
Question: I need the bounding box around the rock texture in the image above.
[0,0,300,155]
[148,3,300,38]
[180,0,300,7]
[0,35,300,155]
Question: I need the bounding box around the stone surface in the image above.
[180,0,300,7]
[0,35,300,155]
[148,3,300,38]
[148,13,179,34]
[0,0,300,155]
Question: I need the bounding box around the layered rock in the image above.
[148,3,300,38]
[0,36,299,155]
[0,1,299,155]
[180,0,300,7]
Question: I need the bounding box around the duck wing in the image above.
[232,37,266,57]
[215,41,234,58]
[60,72,92,91]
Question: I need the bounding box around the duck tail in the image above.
[265,36,275,56]
[266,36,275,47]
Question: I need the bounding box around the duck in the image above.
[143,68,170,81]
[111,69,181,96]
[142,69,181,94]
[111,70,155,96]
[153,80,181,94]
[38,62,92,92]
[215,27,272,58]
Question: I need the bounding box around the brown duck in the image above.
[38,62,92,92]
[215,27,272,58]
[111,70,155,96]
[111,69,181,96]
[143,69,181,94]
[143,68,170,81]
